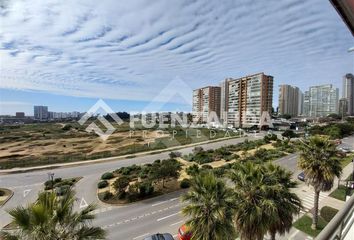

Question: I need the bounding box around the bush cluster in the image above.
[101,172,114,180]
[320,206,339,222]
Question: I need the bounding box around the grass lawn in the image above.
[293,214,328,237]
[329,185,354,201]
[341,153,354,168]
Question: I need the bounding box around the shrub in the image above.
[180,178,191,188]
[101,172,114,180]
[169,151,182,159]
[113,176,130,194]
[98,180,109,189]
[186,164,200,176]
[61,124,72,131]
[102,191,113,200]
[54,178,62,183]
[201,165,213,170]
[193,146,204,154]
[320,206,339,222]
[139,182,154,197]
[55,185,70,196]
[44,180,53,186]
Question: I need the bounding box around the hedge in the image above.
[101,172,114,180]
[180,178,191,188]
[97,180,109,189]
[320,206,339,223]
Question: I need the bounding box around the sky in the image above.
[0,0,353,115]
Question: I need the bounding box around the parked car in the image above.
[297,172,305,182]
[178,224,192,240]
[144,233,174,240]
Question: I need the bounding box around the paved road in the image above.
[2,134,352,240]
[0,133,265,230]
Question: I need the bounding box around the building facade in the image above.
[307,84,339,117]
[339,98,349,118]
[343,73,354,116]
[278,84,302,117]
[33,106,48,120]
[192,86,221,123]
[15,112,25,118]
[220,73,273,128]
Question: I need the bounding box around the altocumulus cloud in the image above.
[0,0,352,103]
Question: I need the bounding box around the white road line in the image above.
[152,200,168,207]
[133,233,150,240]
[157,211,181,222]
[151,197,179,207]
[170,220,184,226]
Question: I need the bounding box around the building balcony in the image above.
[316,194,354,240]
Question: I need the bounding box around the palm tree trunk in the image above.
[312,190,320,230]
[270,231,276,240]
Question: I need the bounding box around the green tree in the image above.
[182,172,236,240]
[0,190,106,240]
[263,164,302,240]
[298,136,342,229]
[282,129,297,139]
[229,162,276,240]
[113,176,130,196]
[229,162,301,240]
[149,159,181,187]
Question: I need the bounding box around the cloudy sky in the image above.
[0,0,353,115]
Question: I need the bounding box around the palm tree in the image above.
[229,162,277,240]
[263,163,302,240]
[0,189,106,240]
[181,172,236,240]
[298,135,342,230]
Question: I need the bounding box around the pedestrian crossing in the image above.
[296,190,329,213]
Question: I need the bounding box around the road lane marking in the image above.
[157,211,181,222]
[152,200,168,207]
[23,189,31,197]
[170,220,183,226]
[79,198,88,208]
[151,197,179,207]
[133,233,150,240]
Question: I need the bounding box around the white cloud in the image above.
[0,0,353,104]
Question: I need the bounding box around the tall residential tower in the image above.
[278,85,302,117]
[342,73,354,116]
[220,73,273,128]
[192,86,221,123]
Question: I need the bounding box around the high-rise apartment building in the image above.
[303,91,310,116]
[339,98,349,118]
[34,106,48,120]
[192,86,221,123]
[220,73,273,128]
[306,84,339,117]
[298,91,304,116]
[278,85,302,117]
[219,78,231,124]
[342,73,354,116]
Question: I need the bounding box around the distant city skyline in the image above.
[0,0,353,115]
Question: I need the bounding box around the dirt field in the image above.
[0,122,233,169]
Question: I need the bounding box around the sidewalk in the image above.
[280,161,354,240]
